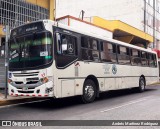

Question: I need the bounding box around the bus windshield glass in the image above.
[9,31,53,70]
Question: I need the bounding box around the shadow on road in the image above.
[18,87,157,110]
[98,87,156,100]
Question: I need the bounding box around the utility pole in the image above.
[5,25,10,99]
[144,0,146,33]
[153,0,156,48]
[81,10,85,20]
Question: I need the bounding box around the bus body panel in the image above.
[8,20,159,100]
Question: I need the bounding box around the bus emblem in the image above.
[112,64,117,75]
[22,87,28,91]
[68,44,74,53]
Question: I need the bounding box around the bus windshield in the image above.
[9,31,53,70]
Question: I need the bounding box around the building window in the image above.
[0,0,49,28]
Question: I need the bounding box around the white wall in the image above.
[56,0,160,49]
[56,0,144,30]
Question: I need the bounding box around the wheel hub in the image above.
[85,85,94,99]
[140,79,145,90]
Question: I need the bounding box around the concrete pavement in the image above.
[0,85,160,120]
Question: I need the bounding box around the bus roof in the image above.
[12,19,156,54]
[49,20,155,54]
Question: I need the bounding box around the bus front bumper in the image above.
[8,81,54,97]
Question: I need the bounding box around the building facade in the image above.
[0,0,55,57]
[56,0,160,49]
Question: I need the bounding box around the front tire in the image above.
[137,77,146,92]
[81,79,96,103]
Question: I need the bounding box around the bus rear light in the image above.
[38,95,42,97]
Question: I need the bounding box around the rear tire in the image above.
[81,79,96,103]
[137,77,145,92]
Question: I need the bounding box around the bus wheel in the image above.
[81,79,96,103]
[138,77,146,92]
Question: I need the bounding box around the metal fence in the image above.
[0,0,49,29]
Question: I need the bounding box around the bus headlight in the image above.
[40,76,53,83]
[40,77,49,83]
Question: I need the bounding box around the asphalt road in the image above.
[0,85,160,129]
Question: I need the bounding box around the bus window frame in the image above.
[141,51,148,67]
[99,41,118,64]
[81,36,100,62]
[117,45,131,65]
[54,31,78,69]
[130,48,142,66]
[148,53,157,68]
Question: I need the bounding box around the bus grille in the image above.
[18,91,34,94]
[13,72,39,77]
[14,77,39,85]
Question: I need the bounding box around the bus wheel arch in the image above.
[81,75,99,103]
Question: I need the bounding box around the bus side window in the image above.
[117,46,130,65]
[56,33,77,56]
[131,49,141,66]
[100,42,117,63]
[141,51,148,66]
[55,33,78,68]
[149,54,157,67]
[81,36,99,62]
[153,54,157,67]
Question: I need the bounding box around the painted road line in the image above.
[101,96,153,113]
[0,99,50,109]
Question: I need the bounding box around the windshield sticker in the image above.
[12,53,19,59]
[11,50,19,59]
[11,50,17,56]
[40,51,48,57]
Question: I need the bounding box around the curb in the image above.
[0,93,48,106]
[148,82,160,86]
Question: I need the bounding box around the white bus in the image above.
[8,20,159,103]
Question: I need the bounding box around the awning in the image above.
[91,16,153,47]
